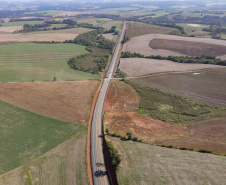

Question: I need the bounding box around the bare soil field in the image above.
[149,38,226,56]
[0,130,89,185]
[109,137,226,185]
[0,80,99,125]
[0,33,78,42]
[132,68,226,107]
[0,26,23,34]
[122,34,226,59]
[156,115,226,154]
[125,22,177,38]
[104,80,226,154]
[119,58,225,77]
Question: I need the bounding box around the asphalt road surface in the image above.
[91,22,126,185]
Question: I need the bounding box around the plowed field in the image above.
[0,80,99,125]
[122,34,226,59]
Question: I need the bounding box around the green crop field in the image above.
[109,137,226,185]
[0,99,87,174]
[1,21,44,27]
[0,43,100,82]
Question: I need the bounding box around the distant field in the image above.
[24,10,64,16]
[0,43,100,82]
[0,99,87,175]
[122,34,226,59]
[178,23,210,37]
[24,27,92,35]
[102,20,123,31]
[0,80,99,125]
[119,58,225,77]
[132,68,226,107]
[110,137,226,185]
[1,21,43,27]
[125,22,177,38]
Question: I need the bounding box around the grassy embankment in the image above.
[125,80,226,124]
[0,99,87,175]
[0,43,100,82]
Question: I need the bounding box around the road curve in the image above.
[90,22,127,185]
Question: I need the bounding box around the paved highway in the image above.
[90,22,126,185]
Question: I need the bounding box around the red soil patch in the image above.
[104,112,189,142]
[0,81,99,125]
[104,80,139,111]
[104,80,188,142]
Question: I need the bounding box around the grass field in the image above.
[0,99,87,175]
[178,23,210,37]
[109,137,226,185]
[125,22,177,38]
[0,43,100,82]
[125,80,226,124]
[1,21,43,27]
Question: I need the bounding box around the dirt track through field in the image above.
[0,81,99,125]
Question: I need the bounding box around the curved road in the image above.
[91,22,126,185]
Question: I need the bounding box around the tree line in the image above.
[121,51,226,66]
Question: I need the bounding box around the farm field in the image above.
[0,80,99,125]
[0,33,79,42]
[23,27,92,35]
[104,80,226,154]
[118,58,225,77]
[109,137,226,185]
[177,23,210,37]
[0,129,88,185]
[132,68,226,107]
[0,26,92,42]
[125,22,177,38]
[1,21,43,27]
[122,34,226,59]
[0,99,87,175]
[0,43,100,82]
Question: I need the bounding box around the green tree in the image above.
[126,131,133,140]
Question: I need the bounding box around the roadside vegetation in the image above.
[67,27,117,74]
[0,99,87,175]
[124,80,226,124]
